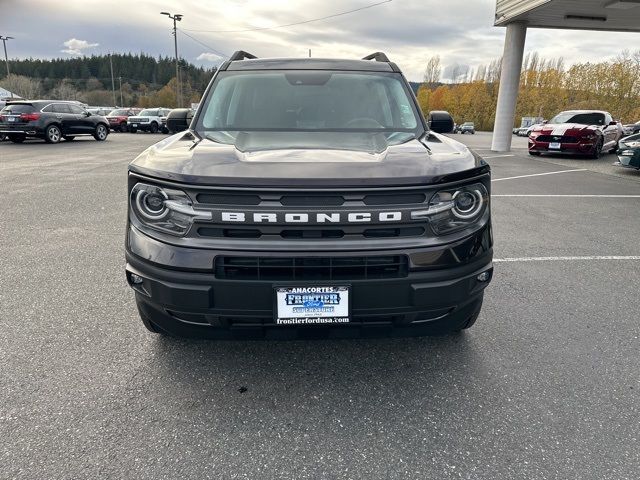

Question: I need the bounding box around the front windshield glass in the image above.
[196,70,423,151]
[550,112,605,125]
[139,109,157,117]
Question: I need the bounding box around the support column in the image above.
[491,22,527,152]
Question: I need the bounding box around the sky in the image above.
[2,0,640,82]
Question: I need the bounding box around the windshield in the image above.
[463,122,474,126]
[196,70,423,149]
[550,112,605,126]
[139,109,157,117]
[1,104,35,114]
[109,109,129,116]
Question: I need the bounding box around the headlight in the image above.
[130,183,212,235]
[411,183,488,235]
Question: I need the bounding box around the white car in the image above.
[127,108,171,133]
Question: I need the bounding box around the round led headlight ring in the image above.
[451,189,484,220]
[135,188,169,220]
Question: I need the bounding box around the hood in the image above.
[128,131,488,187]
[534,123,601,136]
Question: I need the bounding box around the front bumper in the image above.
[125,224,493,338]
[528,138,595,155]
[615,149,640,169]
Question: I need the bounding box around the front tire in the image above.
[120,122,128,133]
[94,124,109,141]
[150,122,158,134]
[590,138,603,159]
[44,124,62,144]
[129,127,137,133]
[529,150,540,156]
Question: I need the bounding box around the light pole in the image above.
[118,76,123,106]
[160,12,183,108]
[109,53,116,107]
[1,35,13,98]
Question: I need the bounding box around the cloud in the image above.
[61,38,99,55]
[196,52,224,62]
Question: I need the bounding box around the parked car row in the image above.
[0,100,199,143]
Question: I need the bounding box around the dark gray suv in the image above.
[0,100,110,143]
[125,51,492,339]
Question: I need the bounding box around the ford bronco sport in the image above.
[125,51,493,339]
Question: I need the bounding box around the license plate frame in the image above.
[549,142,561,150]
[274,285,351,325]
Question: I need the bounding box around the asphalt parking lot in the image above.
[1,132,639,479]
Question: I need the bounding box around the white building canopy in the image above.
[496,0,640,32]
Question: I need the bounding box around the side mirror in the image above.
[84,111,91,117]
[427,110,454,134]
[166,108,194,134]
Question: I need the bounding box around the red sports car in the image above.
[528,110,620,159]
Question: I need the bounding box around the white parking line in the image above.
[492,169,587,182]
[494,256,640,263]
[482,154,515,159]
[493,194,640,198]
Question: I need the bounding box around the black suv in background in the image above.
[0,100,110,143]
[126,51,492,339]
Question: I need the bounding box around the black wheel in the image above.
[589,138,603,159]
[63,136,75,141]
[9,134,25,143]
[94,124,109,141]
[130,127,137,133]
[44,124,62,144]
[455,296,484,332]
[471,131,475,134]
[140,313,162,334]
[120,122,128,132]
[150,122,158,133]
[0,133,6,142]
[460,307,481,330]
[529,150,540,156]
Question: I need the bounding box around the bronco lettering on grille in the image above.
[219,211,405,224]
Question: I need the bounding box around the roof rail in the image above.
[229,50,258,62]
[362,52,390,62]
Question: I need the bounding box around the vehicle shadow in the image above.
[144,332,490,420]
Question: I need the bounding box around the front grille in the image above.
[215,255,409,280]
[197,225,425,240]
[195,191,427,207]
[536,135,579,143]
[188,186,434,243]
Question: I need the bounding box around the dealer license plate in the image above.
[8,117,15,122]
[549,142,561,150]
[132,123,138,127]
[275,286,350,325]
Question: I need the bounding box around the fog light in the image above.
[129,273,144,284]
[476,271,491,282]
